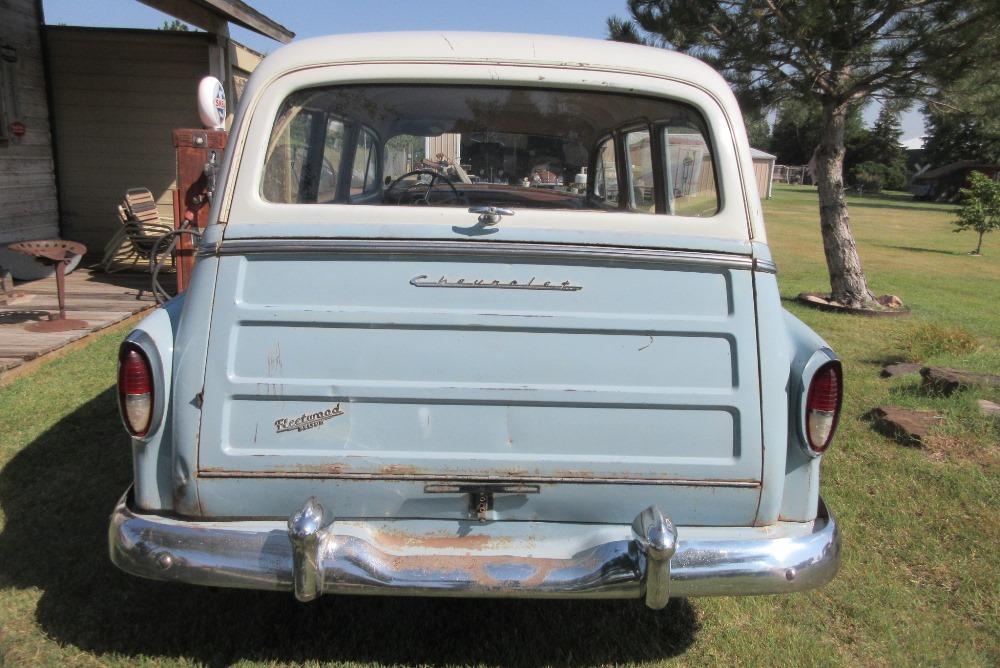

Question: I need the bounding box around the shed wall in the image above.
[751,158,774,199]
[0,0,59,245]
[45,27,207,251]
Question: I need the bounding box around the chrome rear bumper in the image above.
[109,491,840,608]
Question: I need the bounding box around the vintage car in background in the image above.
[109,32,842,608]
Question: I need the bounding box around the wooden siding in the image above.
[0,0,59,245]
[45,27,208,252]
[752,157,774,199]
[426,133,461,163]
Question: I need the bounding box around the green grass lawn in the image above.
[0,184,997,666]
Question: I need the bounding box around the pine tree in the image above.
[608,0,998,308]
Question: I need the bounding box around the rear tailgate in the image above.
[195,240,762,525]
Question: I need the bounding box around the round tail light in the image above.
[805,361,842,454]
[118,342,153,437]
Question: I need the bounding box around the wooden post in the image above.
[172,128,227,292]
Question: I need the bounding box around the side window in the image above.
[316,119,344,203]
[624,130,655,213]
[262,111,316,203]
[663,126,719,217]
[593,138,619,205]
[350,129,378,199]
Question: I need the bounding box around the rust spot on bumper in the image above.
[372,529,516,551]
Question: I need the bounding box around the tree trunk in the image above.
[976,231,984,255]
[813,102,877,308]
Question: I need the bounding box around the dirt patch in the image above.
[796,292,911,317]
[922,433,999,467]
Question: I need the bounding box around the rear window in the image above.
[261,85,719,216]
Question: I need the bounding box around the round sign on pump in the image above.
[197,76,227,130]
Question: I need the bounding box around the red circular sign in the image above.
[10,121,25,137]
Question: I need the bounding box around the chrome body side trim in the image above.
[197,238,778,273]
[109,491,839,604]
[195,469,762,487]
[753,257,778,274]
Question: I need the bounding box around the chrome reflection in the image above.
[109,492,840,603]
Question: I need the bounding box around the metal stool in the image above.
[7,240,89,332]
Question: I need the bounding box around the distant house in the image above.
[909,161,1000,201]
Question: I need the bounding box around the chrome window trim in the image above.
[198,238,777,273]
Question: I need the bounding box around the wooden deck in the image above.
[0,264,174,378]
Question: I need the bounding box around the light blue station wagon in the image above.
[109,32,842,608]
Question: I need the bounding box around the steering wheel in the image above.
[384,169,461,205]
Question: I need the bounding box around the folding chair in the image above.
[101,188,174,273]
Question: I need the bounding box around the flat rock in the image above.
[880,362,923,378]
[978,399,1000,417]
[876,294,904,309]
[920,367,1000,395]
[866,406,945,445]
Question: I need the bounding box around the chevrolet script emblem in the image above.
[410,275,582,291]
[275,404,344,433]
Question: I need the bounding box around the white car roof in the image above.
[251,31,730,94]
[218,32,767,245]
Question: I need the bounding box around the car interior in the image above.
[261,84,720,217]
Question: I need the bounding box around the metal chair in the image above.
[101,188,174,273]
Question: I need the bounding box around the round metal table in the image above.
[7,240,89,332]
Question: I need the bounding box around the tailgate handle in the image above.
[468,206,515,225]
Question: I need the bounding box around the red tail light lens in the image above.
[118,343,153,437]
[805,361,842,454]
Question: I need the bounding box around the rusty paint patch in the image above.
[373,529,515,551]
[266,341,282,377]
[380,552,603,590]
[378,464,419,476]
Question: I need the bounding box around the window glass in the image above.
[625,130,655,213]
[351,129,378,198]
[261,84,719,217]
[594,138,618,205]
[663,126,719,217]
[316,119,344,202]
[262,110,314,203]
[384,134,425,183]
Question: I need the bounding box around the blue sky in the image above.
[41,0,924,140]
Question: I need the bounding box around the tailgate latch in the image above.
[632,505,678,610]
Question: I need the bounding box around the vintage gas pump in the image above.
[171,77,228,292]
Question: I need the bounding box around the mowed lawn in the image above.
[0,185,997,666]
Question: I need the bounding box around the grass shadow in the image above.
[0,388,699,667]
[870,244,960,256]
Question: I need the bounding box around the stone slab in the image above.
[921,367,1000,395]
[866,406,945,445]
[978,400,1000,417]
[880,362,923,378]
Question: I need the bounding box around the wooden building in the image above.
[0,0,291,260]
[0,0,57,247]
[750,147,776,199]
[45,27,265,250]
